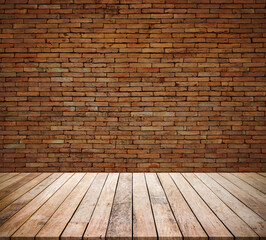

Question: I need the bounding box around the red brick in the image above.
[0,0,265,172]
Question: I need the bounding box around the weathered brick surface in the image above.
[0,0,265,172]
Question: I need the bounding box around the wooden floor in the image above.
[0,173,265,239]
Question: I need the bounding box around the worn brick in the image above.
[0,0,265,172]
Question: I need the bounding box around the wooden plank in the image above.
[220,173,266,203]
[183,173,258,240]
[11,173,86,240]
[0,173,41,201]
[158,173,208,240]
[0,174,9,183]
[0,173,55,215]
[132,173,157,240]
[106,173,132,240]
[0,173,61,226]
[82,173,119,240]
[61,173,107,240]
[170,173,233,240]
[0,173,73,239]
[36,173,97,240]
[0,173,19,184]
[232,173,266,194]
[245,173,266,185]
[208,173,266,220]
[258,173,266,177]
[0,173,30,191]
[0,171,264,240]
[146,173,182,240]
[196,173,266,238]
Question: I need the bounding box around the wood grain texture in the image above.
[220,173,266,204]
[0,173,40,201]
[12,173,86,240]
[158,173,207,240]
[196,173,266,238]
[36,173,97,240]
[61,173,107,240]
[106,173,132,240]
[0,173,61,226]
[83,173,119,240]
[0,173,51,213]
[0,174,29,191]
[208,173,266,220]
[170,173,233,240]
[0,174,19,184]
[183,173,258,240]
[232,173,266,194]
[0,173,72,239]
[146,173,182,240]
[245,173,266,185]
[133,173,157,240]
[0,172,265,240]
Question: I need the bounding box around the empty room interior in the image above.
[0,0,265,239]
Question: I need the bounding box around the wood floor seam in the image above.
[0,172,265,240]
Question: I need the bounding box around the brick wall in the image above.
[1,0,265,172]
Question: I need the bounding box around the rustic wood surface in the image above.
[0,172,265,240]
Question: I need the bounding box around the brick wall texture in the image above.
[1,0,266,172]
